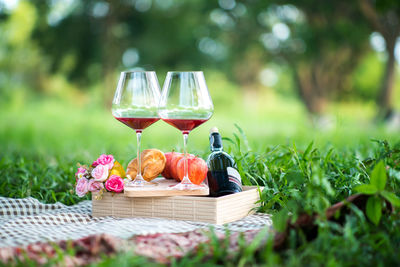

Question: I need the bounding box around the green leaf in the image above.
[272,209,289,232]
[366,196,382,225]
[370,161,387,191]
[303,141,314,159]
[381,191,400,207]
[354,184,378,195]
[51,191,57,203]
[222,137,234,144]
[243,227,270,257]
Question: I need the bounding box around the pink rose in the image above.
[75,178,89,197]
[92,160,99,167]
[105,175,124,193]
[76,167,86,175]
[75,167,87,180]
[91,165,109,182]
[88,179,104,193]
[93,154,115,170]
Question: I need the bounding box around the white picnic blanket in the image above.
[0,197,272,248]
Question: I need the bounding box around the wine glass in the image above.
[112,71,161,187]
[158,71,213,190]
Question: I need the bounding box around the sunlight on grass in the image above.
[1,89,398,166]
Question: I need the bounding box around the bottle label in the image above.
[227,167,242,188]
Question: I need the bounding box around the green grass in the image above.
[2,138,400,266]
[1,92,398,158]
[1,95,400,266]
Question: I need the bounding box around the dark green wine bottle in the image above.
[206,127,242,197]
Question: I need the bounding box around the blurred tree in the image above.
[2,0,398,121]
[30,0,220,103]
[359,0,400,119]
[266,1,370,115]
[0,1,48,96]
[206,1,371,115]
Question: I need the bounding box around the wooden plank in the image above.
[216,187,261,224]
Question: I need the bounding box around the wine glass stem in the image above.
[136,131,142,178]
[182,132,191,184]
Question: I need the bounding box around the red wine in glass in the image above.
[158,71,214,191]
[112,71,161,187]
[162,118,208,134]
[115,117,159,133]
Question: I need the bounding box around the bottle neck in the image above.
[210,132,223,152]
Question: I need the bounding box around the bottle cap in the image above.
[210,127,219,134]
[209,127,222,150]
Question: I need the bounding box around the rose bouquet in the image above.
[75,154,126,199]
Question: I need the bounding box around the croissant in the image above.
[126,149,166,182]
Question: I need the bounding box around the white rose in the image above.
[91,165,109,182]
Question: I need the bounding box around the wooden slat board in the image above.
[123,177,209,197]
[92,186,262,224]
[215,188,261,224]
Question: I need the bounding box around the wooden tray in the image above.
[92,186,262,224]
[124,177,209,197]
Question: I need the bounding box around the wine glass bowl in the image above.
[159,71,213,190]
[112,71,161,186]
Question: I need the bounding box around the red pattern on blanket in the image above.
[0,234,121,266]
[0,229,268,265]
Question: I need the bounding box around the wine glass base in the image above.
[170,182,207,191]
[125,179,157,187]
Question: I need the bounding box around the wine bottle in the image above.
[206,127,242,197]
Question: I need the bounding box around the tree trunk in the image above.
[292,67,325,115]
[101,1,120,107]
[358,0,399,120]
[378,39,396,119]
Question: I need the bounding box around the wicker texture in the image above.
[92,186,261,224]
